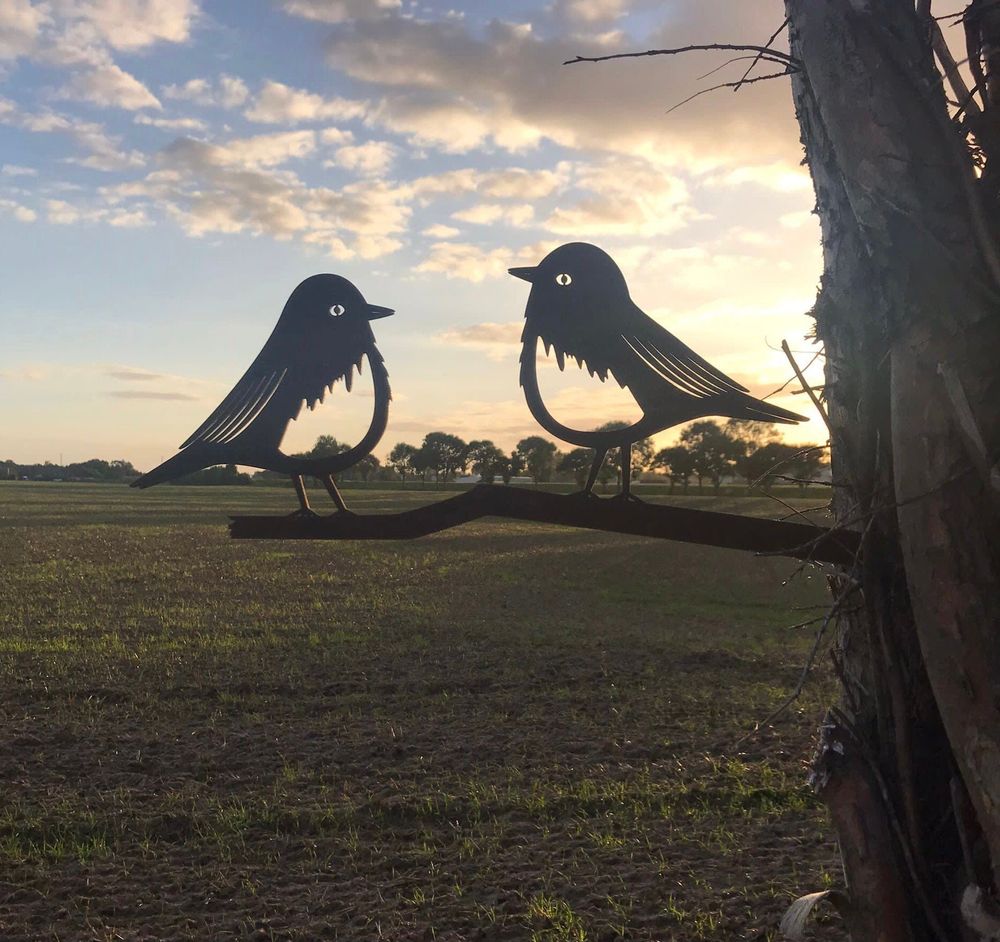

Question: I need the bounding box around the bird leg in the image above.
[290,474,318,517]
[322,474,350,513]
[577,447,608,497]
[613,442,642,502]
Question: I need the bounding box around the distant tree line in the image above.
[0,458,140,483]
[2,421,826,491]
[383,420,827,492]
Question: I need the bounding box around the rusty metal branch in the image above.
[229,484,860,565]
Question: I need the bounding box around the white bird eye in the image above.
[330,304,345,316]
[555,273,572,286]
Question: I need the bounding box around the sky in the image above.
[0,0,831,470]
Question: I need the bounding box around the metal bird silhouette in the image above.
[132,274,393,514]
[509,242,806,498]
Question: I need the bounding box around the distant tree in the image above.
[515,436,557,484]
[788,445,828,492]
[173,463,252,486]
[725,419,783,486]
[558,447,594,488]
[309,435,349,459]
[466,440,507,484]
[388,442,418,486]
[411,445,434,483]
[353,454,380,483]
[419,432,469,482]
[737,441,802,491]
[679,421,739,492]
[653,445,696,494]
[595,421,654,485]
[497,450,524,485]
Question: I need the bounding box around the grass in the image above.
[0,482,842,940]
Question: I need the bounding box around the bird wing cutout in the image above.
[179,367,288,449]
[179,317,378,450]
[618,333,748,399]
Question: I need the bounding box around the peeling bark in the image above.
[786,0,1000,938]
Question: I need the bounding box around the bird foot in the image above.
[325,508,355,518]
[567,489,602,500]
[288,508,321,519]
[611,492,644,503]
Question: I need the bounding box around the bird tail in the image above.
[730,395,808,425]
[132,447,213,489]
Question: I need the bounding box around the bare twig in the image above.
[931,18,982,118]
[696,56,760,81]
[666,70,794,114]
[772,474,836,488]
[732,588,858,747]
[564,44,799,68]
[782,339,831,432]
[761,350,823,401]
[734,17,790,91]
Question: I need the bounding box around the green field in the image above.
[0,483,839,940]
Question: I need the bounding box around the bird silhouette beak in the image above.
[508,266,536,283]
[366,304,394,319]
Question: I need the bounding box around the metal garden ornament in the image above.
[509,242,806,499]
[133,274,393,515]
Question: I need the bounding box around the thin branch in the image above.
[696,55,760,81]
[229,483,860,565]
[734,17,790,92]
[761,350,823,401]
[563,44,799,68]
[931,18,982,118]
[782,339,831,432]
[771,474,836,488]
[666,70,794,115]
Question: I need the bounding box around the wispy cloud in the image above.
[108,390,200,401]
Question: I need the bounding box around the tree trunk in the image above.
[786,1,1000,938]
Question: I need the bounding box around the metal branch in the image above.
[563,44,799,68]
[229,484,860,565]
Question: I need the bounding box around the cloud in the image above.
[452,202,534,227]
[327,140,396,176]
[551,0,627,24]
[0,199,37,222]
[98,135,413,257]
[1,164,38,176]
[108,390,200,401]
[0,103,151,169]
[106,366,165,382]
[244,80,365,124]
[413,164,571,201]
[322,7,798,165]
[436,321,523,360]
[0,0,49,60]
[161,74,248,108]
[416,240,558,283]
[52,0,199,51]
[422,223,459,239]
[44,197,150,226]
[57,62,162,110]
[0,364,49,382]
[279,0,400,24]
[543,158,696,237]
[703,162,812,193]
[134,113,207,131]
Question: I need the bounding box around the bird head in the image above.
[283,273,394,340]
[508,243,629,336]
